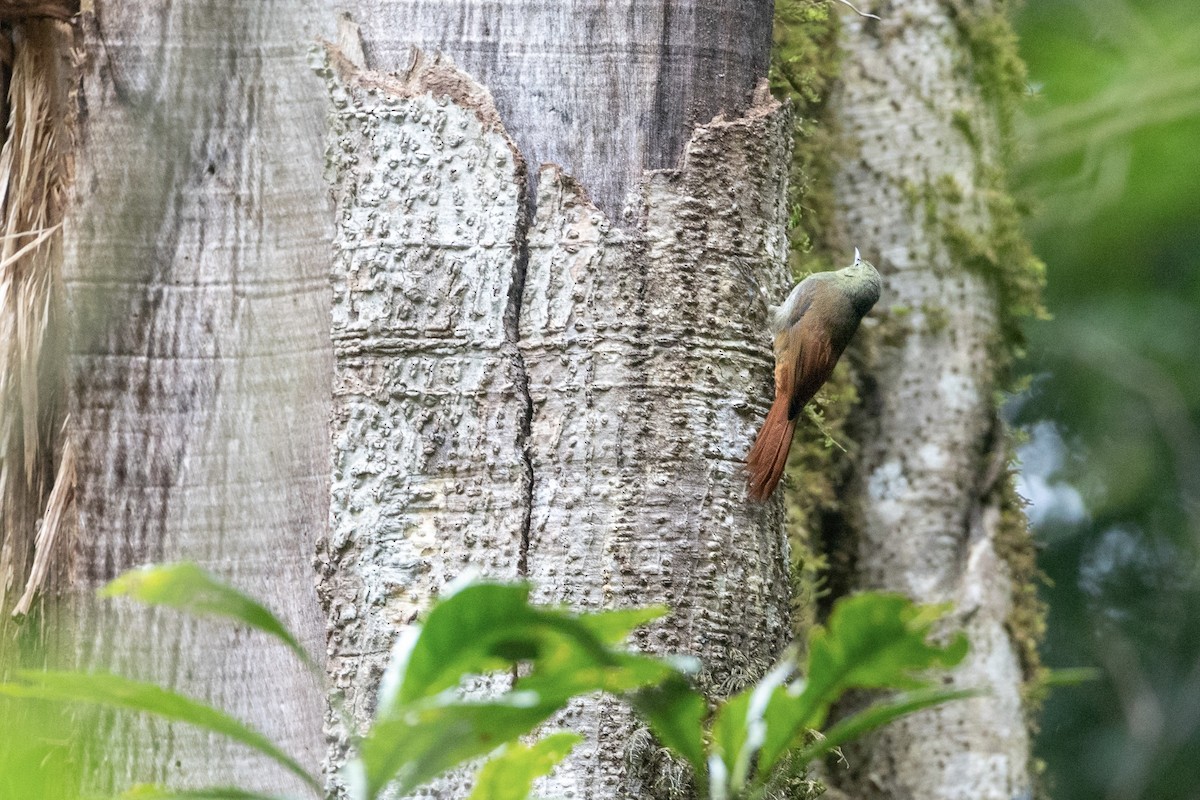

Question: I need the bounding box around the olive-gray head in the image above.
[831,247,882,318]
[769,247,882,334]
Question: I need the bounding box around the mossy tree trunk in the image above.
[818,1,1044,798]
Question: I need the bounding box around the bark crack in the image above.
[507,175,536,580]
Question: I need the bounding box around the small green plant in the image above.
[0,564,975,800]
[656,594,972,799]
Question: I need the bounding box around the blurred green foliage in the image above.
[1014,1,1200,798]
[0,696,89,800]
[0,564,973,800]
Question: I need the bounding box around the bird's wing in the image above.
[774,299,840,420]
[773,276,819,332]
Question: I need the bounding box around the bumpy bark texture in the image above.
[318,47,529,785]
[320,9,794,795]
[522,98,794,797]
[61,4,332,793]
[827,3,1032,798]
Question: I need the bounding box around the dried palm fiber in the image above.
[0,18,73,620]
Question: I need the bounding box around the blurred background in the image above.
[1012,1,1200,798]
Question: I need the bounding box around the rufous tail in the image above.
[745,395,797,501]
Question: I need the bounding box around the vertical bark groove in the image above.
[508,186,536,581]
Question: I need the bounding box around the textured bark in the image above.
[522,98,794,798]
[338,0,773,220]
[61,3,332,793]
[827,3,1033,798]
[320,1,791,796]
[318,46,529,784]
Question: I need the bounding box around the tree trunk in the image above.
[824,2,1040,797]
[59,2,333,793]
[321,1,793,795]
[338,0,774,221]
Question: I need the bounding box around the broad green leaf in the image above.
[629,674,708,774]
[514,647,679,701]
[0,695,90,800]
[100,563,314,671]
[363,581,689,797]
[0,671,319,793]
[466,732,581,800]
[394,582,673,708]
[709,690,751,784]
[791,687,979,766]
[119,786,292,800]
[754,682,809,775]
[376,624,421,713]
[357,693,562,798]
[755,593,968,777]
[364,650,680,799]
[397,583,534,703]
[800,594,966,725]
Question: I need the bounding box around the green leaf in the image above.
[629,674,709,774]
[754,682,809,777]
[710,689,750,789]
[796,594,966,728]
[513,647,679,701]
[396,583,562,704]
[574,606,670,645]
[756,593,968,777]
[791,687,979,765]
[465,732,581,800]
[0,694,91,800]
[393,582,675,707]
[709,658,797,796]
[805,594,967,707]
[119,786,293,800]
[100,563,314,671]
[362,580,688,797]
[357,694,562,798]
[0,672,319,794]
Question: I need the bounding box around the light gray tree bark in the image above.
[824,2,1035,798]
[320,3,793,795]
[58,2,333,793]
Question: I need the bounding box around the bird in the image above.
[745,249,881,501]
